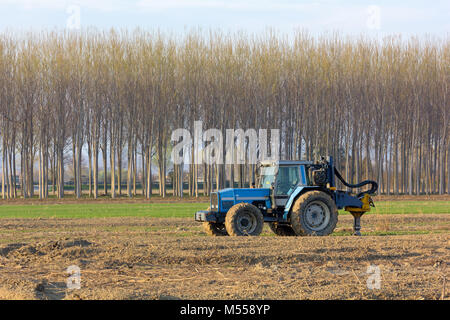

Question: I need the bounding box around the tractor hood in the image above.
[215,188,271,212]
[217,188,271,201]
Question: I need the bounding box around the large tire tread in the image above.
[225,203,264,236]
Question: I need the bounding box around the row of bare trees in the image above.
[0,30,448,199]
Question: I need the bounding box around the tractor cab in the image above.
[258,160,312,208]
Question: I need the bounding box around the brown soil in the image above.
[0,214,448,300]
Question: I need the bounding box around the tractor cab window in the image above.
[260,166,277,188]
[275,166,300,196]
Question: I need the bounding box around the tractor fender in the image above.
[282,186,332,221]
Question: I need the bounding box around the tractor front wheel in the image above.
[290,191,338,236]
[202,206,228,236]
[225,203,264,236]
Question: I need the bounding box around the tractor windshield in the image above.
[275,166,300,195]
[260,166,277,188]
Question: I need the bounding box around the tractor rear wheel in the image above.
[225,203,264,236]
[290,191,338,236]
[203,222,228,236]
[269,223,296,236]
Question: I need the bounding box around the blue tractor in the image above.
[195,156,378,236]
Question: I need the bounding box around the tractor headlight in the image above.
[210,193,219,212]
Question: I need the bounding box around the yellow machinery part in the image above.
[344,194,373,214]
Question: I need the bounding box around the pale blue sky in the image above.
[0,0,448,36]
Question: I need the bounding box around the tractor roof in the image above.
[259,160,313,166]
